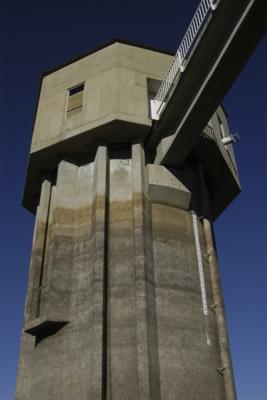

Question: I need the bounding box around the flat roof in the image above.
[42,38,175,77]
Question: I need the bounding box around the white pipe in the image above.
[192,212,211,346]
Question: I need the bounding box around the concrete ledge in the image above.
[146,164,191,210]
[23,119,150,214]
[25,318,68,336]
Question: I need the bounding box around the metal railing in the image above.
[153,0,218,118]
[202,125,239,176]
[202,124,218,144]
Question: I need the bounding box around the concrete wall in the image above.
[17,41,238,400]
[31,44,173,153]
[152,203,224,399]
[16,147,108,400]
[16,144,230,400]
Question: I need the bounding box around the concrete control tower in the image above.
[15,39,240,400]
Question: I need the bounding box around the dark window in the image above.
[67,83,84,116]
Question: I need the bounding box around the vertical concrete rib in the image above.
[42,161,77,322]
[36,183,52,318]
[132,144,161,400]
[15,180,51,400]
[198,163,236,399]
[26,180,52,321]
[40,184,56,318]
[132,144,150,400]
[108,154,139,399]
[90,146,109,400]
[203,218,236,400]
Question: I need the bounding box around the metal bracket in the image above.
[216,367,226,375]
[208,304,217,313]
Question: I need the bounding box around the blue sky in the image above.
[1,1,266,399]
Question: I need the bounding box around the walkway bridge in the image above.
[147,0,267,169]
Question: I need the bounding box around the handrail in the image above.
[153,0,218,119]
[202,125,217,143]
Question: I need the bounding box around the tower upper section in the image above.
[24,39,240,219]
[24,40,173,212]
[31,41,173,154]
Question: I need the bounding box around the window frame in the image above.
[66,82,85,117]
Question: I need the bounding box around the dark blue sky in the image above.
[1,1,267,399]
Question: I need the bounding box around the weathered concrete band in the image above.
[16,144,232,399]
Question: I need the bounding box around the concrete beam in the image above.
[146,164,191,210]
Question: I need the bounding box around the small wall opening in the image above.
[66,83,84,117]
[147,78,162,119]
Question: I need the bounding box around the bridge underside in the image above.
[147,0,267,167]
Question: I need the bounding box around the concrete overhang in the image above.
[191,131,241,220]
[23,119,150,213]
[24,40,174,213]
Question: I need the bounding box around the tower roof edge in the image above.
[42,38,175,78]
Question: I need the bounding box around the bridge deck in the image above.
[147,0,267,167]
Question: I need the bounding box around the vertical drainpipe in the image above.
[197,163,236,400]
[202,217,236,400]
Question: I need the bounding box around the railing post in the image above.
[209,0,217,11]
[177,51,185,72]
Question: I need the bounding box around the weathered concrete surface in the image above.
[24,41,174,213]
[16,147,108,400]
[31,43,173,154]
[146,163,191,210]
[17,41,239,400]
[16,144,233,399]
[152,204,225,399]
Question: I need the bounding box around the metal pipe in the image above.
[196,162,236,399]
[192,212,211,346]
[202,217,237,400]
